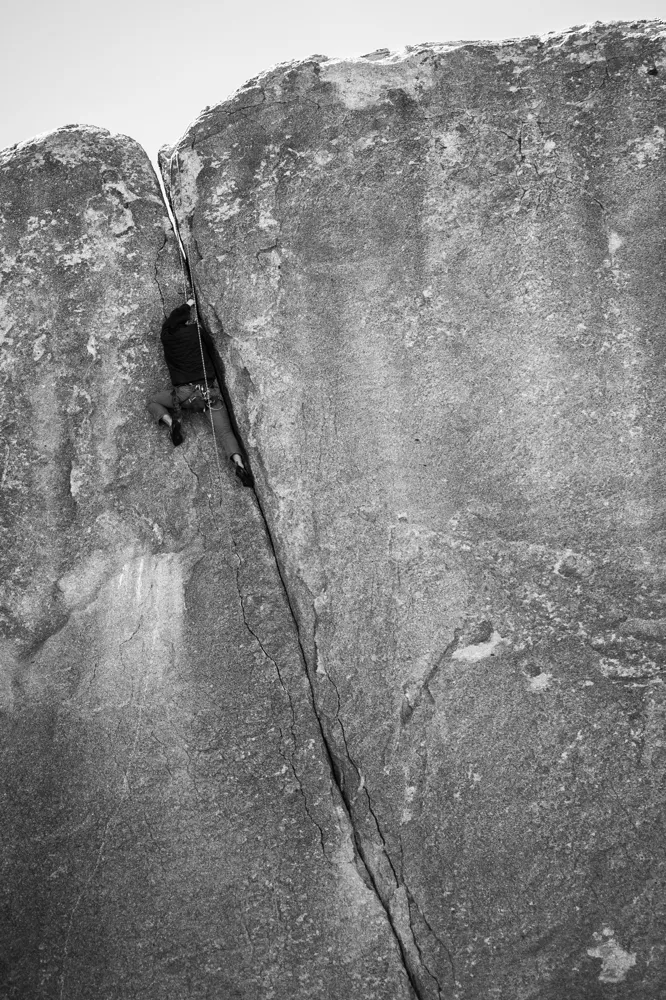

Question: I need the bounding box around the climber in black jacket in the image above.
[147,302,253,487]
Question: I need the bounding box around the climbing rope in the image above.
[168,151,190,299]
[168,149,226,497]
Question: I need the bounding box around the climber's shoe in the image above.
[170,418,184,447]
[235,464,254,488]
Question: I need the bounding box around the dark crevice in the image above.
[406,887,456,990]
[331,699,445,996]
[231,549,329,860]
[161,178,428,1000]
[233,456,425,998]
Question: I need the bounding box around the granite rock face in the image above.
[0,127,412,999]
[163,21,666,998]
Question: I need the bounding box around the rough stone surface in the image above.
[0,127,412,999]
[163,21,666,998]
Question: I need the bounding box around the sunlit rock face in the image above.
[0,126,412,1000]
[163,21,666,998]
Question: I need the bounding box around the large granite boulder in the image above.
[0,127,411,999]
[162,20,666,998]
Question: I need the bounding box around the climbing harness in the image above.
[173,381,222,410]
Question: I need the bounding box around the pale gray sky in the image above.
[1,0,664,163]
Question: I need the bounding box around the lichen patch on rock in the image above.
[587,927,637,983]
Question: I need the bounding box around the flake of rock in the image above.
[164,21,666,998]
[0,126,410,1000]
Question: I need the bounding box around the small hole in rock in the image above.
[647,67,658,76]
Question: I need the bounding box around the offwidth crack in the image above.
[163,195,429,1000]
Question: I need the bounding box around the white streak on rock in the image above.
[587,927,637,983]
[452,631,505,662]
[33,334,47,361]
[171,147,204,215]
[69,467,85,497]
[608,231,624,258]
[629,126,665,168]
[528,672,553,692]
[320,53,436,109]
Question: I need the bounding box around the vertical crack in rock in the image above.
[138,30,666,994]
[326,673,446,999]
[230,550,329,860]
[237,482,425,1000]
[161,192,428,1000]
[406,886,456,993]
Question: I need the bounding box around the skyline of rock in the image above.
[2,19,666,998]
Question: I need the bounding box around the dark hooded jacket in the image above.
[161,305,216,386]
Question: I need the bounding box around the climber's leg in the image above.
[147,389,174,424]
[206,391,254,487]
[208,393,242,459]
[147,388,184,446]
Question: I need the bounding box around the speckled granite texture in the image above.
[0,126,412,1000]
[161,20,666,998]
[2,19,666,1000]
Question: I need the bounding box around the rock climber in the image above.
[147,301,253,487]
